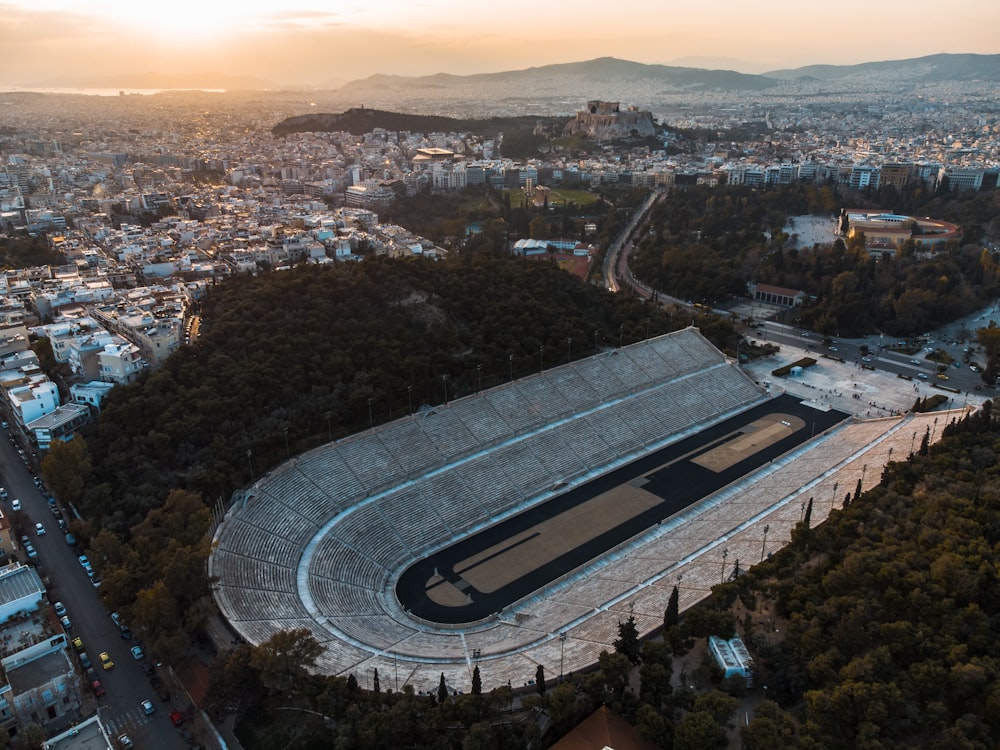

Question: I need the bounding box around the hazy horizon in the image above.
[2,0,998,89]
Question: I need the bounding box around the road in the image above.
[0,429,189,748]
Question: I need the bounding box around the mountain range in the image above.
[21,53,1000,94]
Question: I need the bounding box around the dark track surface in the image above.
[396,394,848,624]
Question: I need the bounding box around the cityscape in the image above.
[1,10,1000,748]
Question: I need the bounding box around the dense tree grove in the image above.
[733,402,1000,748]
[630,183,1000,336]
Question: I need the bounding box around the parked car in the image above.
[72,637,84,651]
[65,533,76,546]
[140,660,155,676]
[0,487,7,499]
[131,645,144,661]
[79,651,92,670]
[117,735,134,749]
[169,710,184,726]
[34,522,45,536]
[100,651,114,670]
[92,678,106,697]
[25,543,37,559]
[141,699,155,715]
[11,499,20,511]
[53,601,66,616]
[60,616,72,631]
[78,554,90,568]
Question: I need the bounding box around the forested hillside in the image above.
[78,256,733,530]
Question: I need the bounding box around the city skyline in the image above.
[2,0,998,90]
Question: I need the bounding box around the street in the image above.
[0,429,190,749]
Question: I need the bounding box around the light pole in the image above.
[283,427,290,459]
[594,329,599,353]
[645,317,650,340]
[509,353,514,382]
[367,397,374,429]
[407,385,413,416]
[246,448,254,481]
[619,322,624,348]
[477,364,482,392]
[831,481,839,512]
[559,633,567,682]
[539,344,544,373]
[760,524,769,562]
[567,337,572,364]
[442,374,449,404]
[325,411,333,442]
[721,548,728,584]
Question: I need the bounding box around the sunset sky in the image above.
[2,0,998,88]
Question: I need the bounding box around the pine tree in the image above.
[664,585,680,630]
[614,614,642,664]
[919,427,930,455]
[535,664,546,696]
[437,672,448,706]
[471,665,482,696]
[373,667,380,695]
[347,673,359,693]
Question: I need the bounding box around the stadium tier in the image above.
[210,327,934,692]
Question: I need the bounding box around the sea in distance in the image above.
[1,87,227,96]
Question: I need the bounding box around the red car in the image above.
[92,679,105,697]
[169,710,184,727]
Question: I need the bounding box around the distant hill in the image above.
[337,56,780,98]
[764,53,1000,82]
[272,108,559,138]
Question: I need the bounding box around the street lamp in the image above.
[560,633,567,682]
[246,448,254,480]
[831,481,839,512]
[367,397,374,429]
[619,322,624,348]
[539,344,544,373]
[442,374,449,404]
[407,385,413,416]
[509,353,514,382]
[594,329,599,353]
[477,364,482,392]
[567,337,572,364]
[283,427,290,459]
[721,548,729,584]
[760,524,769,562]
[325,411,333,442]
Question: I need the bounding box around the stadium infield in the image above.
[397,393,848,623]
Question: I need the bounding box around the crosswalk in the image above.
[102,705,155,738]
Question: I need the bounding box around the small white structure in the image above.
[708,634,754,687]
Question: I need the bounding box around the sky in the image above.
[2,0,998,89]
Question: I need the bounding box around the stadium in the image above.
[209,326,966,694]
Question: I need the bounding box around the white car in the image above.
[10,499,20,511]
[34,522,45,536]
[131,645,144,660]
[141,699,155,715]
[53,601,66,616]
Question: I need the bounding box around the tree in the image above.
[250,629,323,696]
[205,643,264,717]
[665,585,680,630]
[535,664,546,696]
[673,710,728,750]
[373,667,381,695]
[614,614,641,664]
[40,436,91,505]
[438,672,448,705]
[471,665,482,696]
